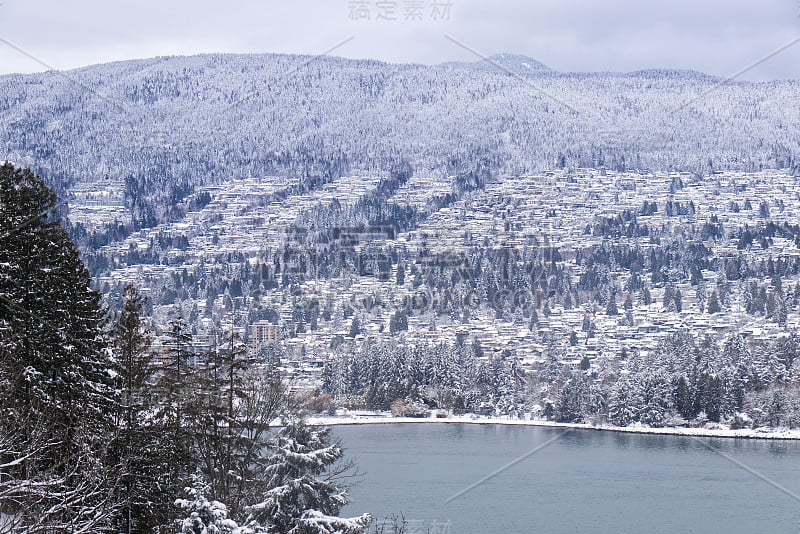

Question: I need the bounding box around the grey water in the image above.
[334,423,800,534]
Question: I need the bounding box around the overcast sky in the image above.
[1,0,799,80]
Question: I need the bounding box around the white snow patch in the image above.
[307,413,800,440]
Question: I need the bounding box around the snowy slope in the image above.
[0,51,798,199]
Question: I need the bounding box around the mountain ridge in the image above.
[1,51,773,81]
[1,50,798,231]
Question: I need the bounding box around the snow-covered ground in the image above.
[307,412,800,441]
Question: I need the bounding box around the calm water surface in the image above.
[334,424,800,534]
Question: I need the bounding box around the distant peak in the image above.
[439,53,554,75]
[485,53,554,74]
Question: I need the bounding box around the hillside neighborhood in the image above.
[67,168,800,398]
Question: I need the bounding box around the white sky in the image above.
[0,0,799,80]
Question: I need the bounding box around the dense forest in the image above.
[0,164,371,533]
[1,52,799,241]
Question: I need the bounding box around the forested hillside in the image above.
[1,52,799,234]
[5,54,800,442]
[0,163,369,533]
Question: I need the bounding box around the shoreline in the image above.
[308,413,800,441]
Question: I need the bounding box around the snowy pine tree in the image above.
[149,316,198,528]
[0,163,120,530]
[609,378,638,427]
[0,163,117,451]
[553,373,589,423]
[110,284,167,533]
[244,417,371,534]
[176,474,240,534]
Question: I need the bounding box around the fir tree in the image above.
[0,163,117,448]
[0,163,120,530]
[706,289,721,314]
[175,474,240,534]
[605,289,618,316]
[553,374,588,423]
[348,317,361,338]
[608,379,637,426]
[395,263,405,286]
[244,417,371,533]
[114,284,153,431]
[672,375,696,419]
[152,316,197,525]
[111,284,167,533]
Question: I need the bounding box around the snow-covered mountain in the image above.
[1,51,798,231]
[445,53,554,75]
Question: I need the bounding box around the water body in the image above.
[334,424,800,533]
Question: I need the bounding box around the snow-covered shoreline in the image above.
[307,413,800,441]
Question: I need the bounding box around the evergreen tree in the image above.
[695,373,723,422]
[195,331,286,519]
[175,474,240,534]
[662,285,676,311]
[0,163,117,448]
[706,289,721,314]
[623,293,633,310]
[114,285,153,430]
[634,370,671,427]
[672,375,696,419]
[389,309,408,334]
[348,317,361,338]
[111,284,167,532]
[609,379,637,426]
[0,163,120,529]
[640,286,652,306]
[605,289,618,316]
[151,316,197,526]
[244,417,371,533]
[553,374,588,423]
[569,331,579,346]
[395,263,405,286]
